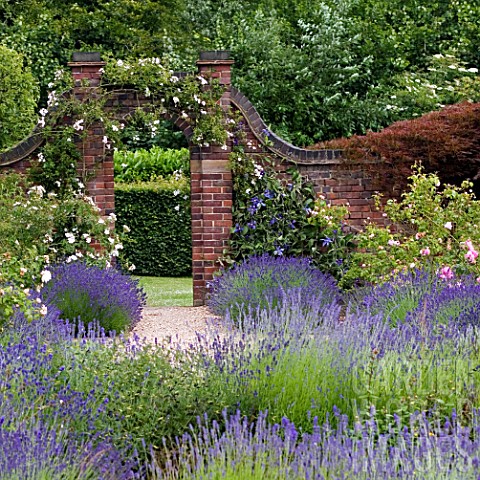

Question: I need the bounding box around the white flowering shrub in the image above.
[0,173,127,326]
[102,56,227,147]
[380,53,480,120]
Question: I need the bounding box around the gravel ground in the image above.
[132,306,223,345]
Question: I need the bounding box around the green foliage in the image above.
[228,145,352,280]
[114,147,189,182]
[115,178,191,276]
[188,0,480,144]
[342,164,480,287]
[118,110,188,151]
[0,173,125,326]
[0,45,39,151]
[233,316,480,436]
[227,5,388,144]
[0,0,193,102]
[56,338,236,453]
[2,0,479,144]
[0,2,72,103]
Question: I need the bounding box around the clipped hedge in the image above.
[114,147,190,182]
[115,177,191,276]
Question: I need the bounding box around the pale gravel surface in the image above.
[132,306,224,345]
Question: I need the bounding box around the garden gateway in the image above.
[0,51,388,305]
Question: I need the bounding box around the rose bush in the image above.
[341,164,480,288]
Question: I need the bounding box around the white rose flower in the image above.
[41,270,52,284]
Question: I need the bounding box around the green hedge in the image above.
[114,147,190,182]
[115,178,191,276]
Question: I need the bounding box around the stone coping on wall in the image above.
[0,127,44,167]
[230,87,343,165]
[1,82,343,169]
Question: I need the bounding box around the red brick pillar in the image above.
[67,52,114,216]
[193,52,234,306]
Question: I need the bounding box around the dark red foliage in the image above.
[310,102,480,193]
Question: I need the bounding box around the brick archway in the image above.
[68,52,235,306]
[0,51,388,306]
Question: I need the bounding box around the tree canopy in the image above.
[0,0,479,147]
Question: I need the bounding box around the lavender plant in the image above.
[357,269,439,326]
[3,247,480,478]
[428,279,480,327]
[0,330,140,479]
[154,409,480,479]
[205,295,480,434]
[0,421,135,480]
[40,262,146,334]
[207,253,341,323]
[357,268,480,328]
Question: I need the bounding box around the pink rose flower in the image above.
[439,266,454,280]
[465,249,478,263]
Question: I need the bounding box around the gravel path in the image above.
[132,306,222,345]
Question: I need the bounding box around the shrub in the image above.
[114,146,189,182]
[0,173,126,326]
[341,164,480,288]
[115,177,191,276]
[315,102,480,194]
[56,335,238,456]
[384,53,480,121]
[0,45,39,151]
[207,253,340,323]
[40,262,146,334]
[228,148,353,281]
